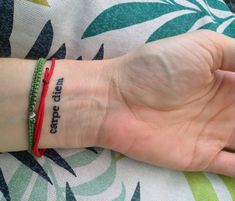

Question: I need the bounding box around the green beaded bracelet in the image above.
[28,58,47,151]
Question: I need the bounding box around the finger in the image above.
[206,151,235,177]
[189,30,235,72]
[225,131,235,151]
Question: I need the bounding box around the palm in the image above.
[101,30,235,176]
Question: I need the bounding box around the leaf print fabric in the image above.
[25,20,53,59]
[10,151,52,184]
[1,0,235,200]
[81,2,187,39]
[0,0,14,57]
[0,169,10,201]
[27,0,49,6]
[66,182,76,201]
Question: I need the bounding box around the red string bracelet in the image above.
[33,58,56,157]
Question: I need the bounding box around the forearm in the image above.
[0,58,116,152]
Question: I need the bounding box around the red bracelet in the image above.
[33,58,56,157]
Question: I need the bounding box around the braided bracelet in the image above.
[33,58,56,157]
[28,58,47,151]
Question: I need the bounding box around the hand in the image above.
[100,30,235,177]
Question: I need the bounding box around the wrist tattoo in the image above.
[50,77,64,134]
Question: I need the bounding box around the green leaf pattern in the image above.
[27,0,49,7]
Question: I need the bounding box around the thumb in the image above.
[190,30,235,72]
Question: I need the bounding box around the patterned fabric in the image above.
[224,0,235,12]
[1,0,235,200]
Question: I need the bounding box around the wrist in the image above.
[39,58,117,149]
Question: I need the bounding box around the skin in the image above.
[1,30,235,177]
[0,58,112,151]
[99,30,235,177]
